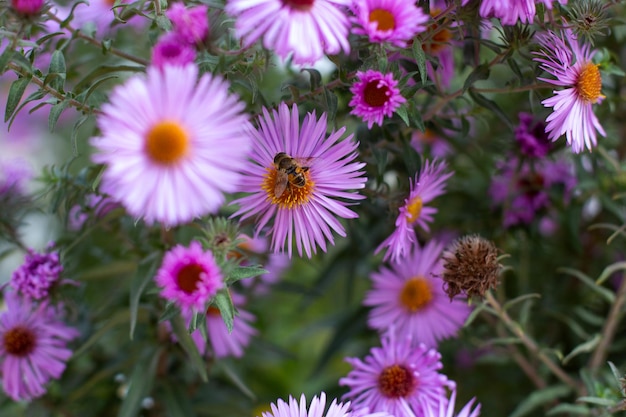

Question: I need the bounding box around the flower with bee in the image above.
[231,103,367,258]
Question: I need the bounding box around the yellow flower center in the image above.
[262,167,315,209]
[3,326,36,356]
[405,196,423,223]
[369,9,395,31]
[400,276,433,311]
[377,364,416,398]
[576,62,604,103]
[145,121,189,165]
[176,263,204,294]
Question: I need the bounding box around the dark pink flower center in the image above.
[3,326,36,356]
[281,0,314,11]
[378,364,416,398]
[177,263,205,294]
[363,81,390,107]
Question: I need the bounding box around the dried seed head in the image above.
[440,234,501,300]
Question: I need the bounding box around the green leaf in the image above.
[155,14,172,31]
[323,87,338,123]
[407,100,425,132]
[508,385,572,417]
[71,114,91,157]
[546,404,591,416]
[159,302,181,323]
[48,99,69,132]
[558,267,615,304]
[74,65,144,93]
[0,46,14,74]
[468,88,514,130]
[47,50,66,92]
[213,289,235,333]
[117,347,161,417]
[463,63,490,92]
[129,252,161,340]
[170,314,208,382]
[596,261,626,285]
[576,397,615,406]
[73,309,132,357]
[225,265,268,284]
[216,361,256,401]
[302,68,322,91]
[160,381,196,417]
[503,293,541,311]
[411,40,427,85]
[608,361,626,396]
[5,75,31,123]
[395,104,410,127]
[562,334,601,365]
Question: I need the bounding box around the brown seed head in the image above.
[441,234,501,300]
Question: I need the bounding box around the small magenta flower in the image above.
[0,292,79,401]
[514,112,551,158]
[152,33,197,68]
[340,332,454,417]
[349,70,406,129]
[351,0,429,47]
[154,241,224,312]
[11,0,43,15]
[165,3,209,44]
[10,245,63,300]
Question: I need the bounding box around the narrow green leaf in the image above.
[155,14,172,31]
[213,289,235,333]
[562,334,601,365]
[225,265,267,284]
[216,361,256,401]
[546,404,590,416]
[576,397,616,406]
[5,76,31,123]
[608,361,626,396]
[159,302,181,323]
[407,100,425,132]
[468,88,514,130]
[463,63,490,92]
[47,50,66,92]
[160,381,196,417]
[129,252,160,340]
[503,293,541,311]
[0,46,14,74]
[71,114,91,157]
[73,309,132,357]
[508,385,572,417]
[596,261,626,285]
[73,65,144,93]
[117,347,161,417]
[395,104,410,127]
[411,40,427,85]
[558,267,615,304]
[302,68,322,91]
[170,314,208,382]
[48,99,69,132]
[323,87,338,123]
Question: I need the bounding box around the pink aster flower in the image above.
[154,241,224,313]
[231,103,367,258]
[165,3,209,44]
[375,160,453,263]
[340,332,454,417]
[424,390,481,417]
[11,0,43,15]
[533,29,605,153]
[479,0,535,25]
[0,292,79,401]
[152,33,196,69]
[352,0,429,47]
[90,64,251,227]
[349,70,406,129]
[263,393,393,417]
[225,0,351,65]
[11,244,63,300]
[365,240,471,348]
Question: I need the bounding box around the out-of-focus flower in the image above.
[349,70,406,129]
[0,292,79,401]
[11,0,43,15]
[151,33,197,68]
[479,0,535,25]
[0,158,31,197]
[514,112,551,158]
[351,0,429,47]
[154,241,223,313]
[365,240,471,348]
[375,160,453,263]
[424,389,481,417]
[165,3,209,44]
[68,187,121,231]
[51,0,144,36]
[11,244,63,300]
[262,392,393,417]
[533,29,605,153]
[231,103,366,258]
[411,128,451,158]
[225,0,351,65]
[234,234,290,293]
[90,64,250,227]
[340,332,454,417]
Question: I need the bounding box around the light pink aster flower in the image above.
[340,332,454,417]
[349,70,406,129]
[91,64,250,227]
[263,392,393,417]
[154,241,223,313]
[152,33,196,69]
[424,390,481,417]
[533,29,605,153]
[375,159,453,263]
[165,3,209,44]
[225,0,351,65]
[0,292,79,401]
[352,0,429,47]
[231,103,367,258]
[365,240,471,348]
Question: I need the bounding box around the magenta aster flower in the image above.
[225,0,351,65]
[154,241,223,312]
[165,3,209,44]
[340,332,454,417]
[424,390,481,417]
[352,0,429,47]
[11,245,63,300]
[514,112,551,158]
[0,292,79,401]
[479,0,535,25]
[375,160,453,263]
[230,103,367,258]
[11,0,42,15]
[91,64,251,227]
[152,33,197,69]
[365,240,471,348]
[349,70,406,129]
[263,393,393,417]
[533,29,605,153]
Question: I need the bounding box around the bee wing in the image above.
[294,156,315,170]
[274,171,289,198]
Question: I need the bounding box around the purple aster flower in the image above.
[225,0,351,65]
[375,160,453,263]
[351,0,429,47]
[11,245,63,300]
[165,3,209,44]
[90,64,251,227]
[263,393,393,417]
[479,0,535,25]
[340,332,454,417]
[230,103,367,258]
[152,33,197,69]
[68,186,122,231]
[154,241,223,313]
[424,390,481,417]
[349,70,406,129]
[514,112,551,158]
[0,292,79,401]
[0,158,31,196]
[533,29,605,153]
[365,240,471,348]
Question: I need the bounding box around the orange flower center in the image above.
[400,277,433,311]
[364,81,390,107]
[262,167,315,209]
[369,9,395,31]
[576,62,604,103]
[145,121,189,165]
[282,0,314,11]
[405,196,423,223]
[378,364,416,398]
[177,263,205,294]
[206,306,221,316]
[425,9,452,54]
[3,326,36,356]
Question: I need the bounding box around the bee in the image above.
[273,152,312,198]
